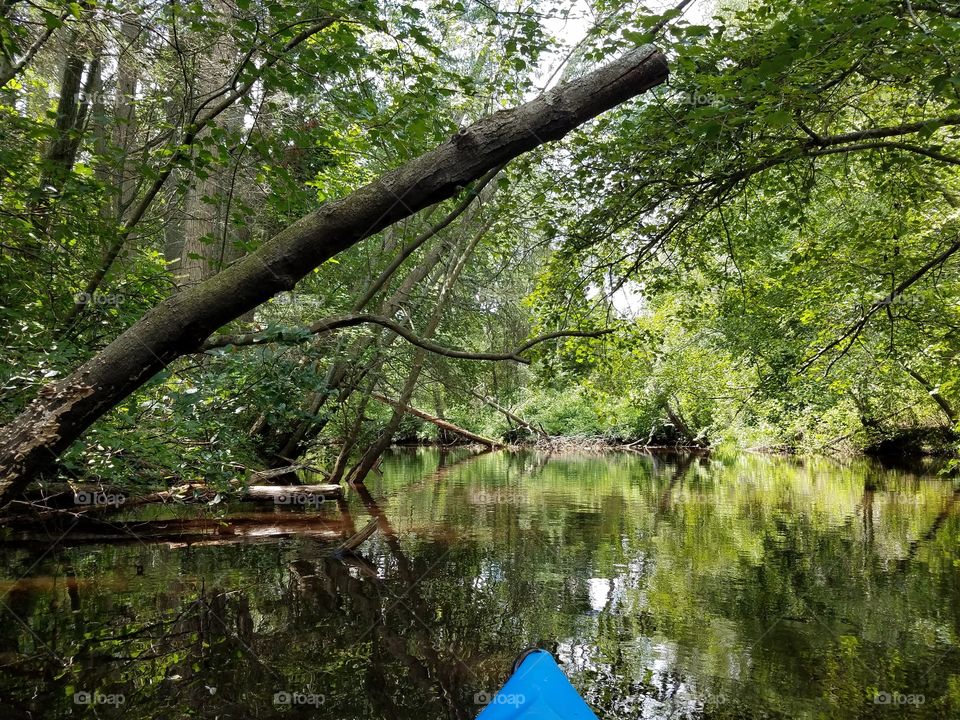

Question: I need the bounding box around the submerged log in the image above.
[335,518,379,554]
[370,393,504,448]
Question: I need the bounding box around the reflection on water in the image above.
[0,450,958,719]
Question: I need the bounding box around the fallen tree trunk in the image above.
[0,44,667,508]
[243,484,342,502]
[467,387,547,438]
[370,392,504,448]
[0,513,348,547]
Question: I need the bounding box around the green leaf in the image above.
[766,110,793,128]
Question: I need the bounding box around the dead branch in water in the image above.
[335,518,380,555]
[369,393,504,448]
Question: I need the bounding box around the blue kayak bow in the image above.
[475,649,600,719]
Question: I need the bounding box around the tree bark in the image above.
[38,35,86,195]
[903,365,957,423]
[345,220,489,482]
[110,13,141,218]
[175,2,244,287]
[0,44,667,507]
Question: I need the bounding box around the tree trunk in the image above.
[903,365,957,423]
[345,223,487,482]
[36,32,98,205]
[174,2,243,287]
[40,40,85,188]
[111,13,140,218]
[0,44,668,507]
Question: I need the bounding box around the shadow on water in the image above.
[0,449,958,719]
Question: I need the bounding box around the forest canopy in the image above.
[1,0,958,500]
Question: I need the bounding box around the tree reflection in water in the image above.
[0,449,957,719]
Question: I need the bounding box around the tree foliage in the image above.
[1,0,959,491]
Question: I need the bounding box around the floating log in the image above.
[0,513,349,547]
[370,393,504,448]
[242,484,342,504]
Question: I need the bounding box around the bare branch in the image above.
[645,0,699,41]
[352,163,505,311]
[201,313,615,364]
[0,8,69,87]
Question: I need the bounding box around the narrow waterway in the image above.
[0,450,957,718]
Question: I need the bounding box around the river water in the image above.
[0,450,957,719]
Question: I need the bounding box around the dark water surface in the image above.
[0,450,958,719]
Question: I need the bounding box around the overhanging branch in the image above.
[799,234,960,374]
[0,41,669,505]
[201,313,615,364]
[616,115,960,283]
